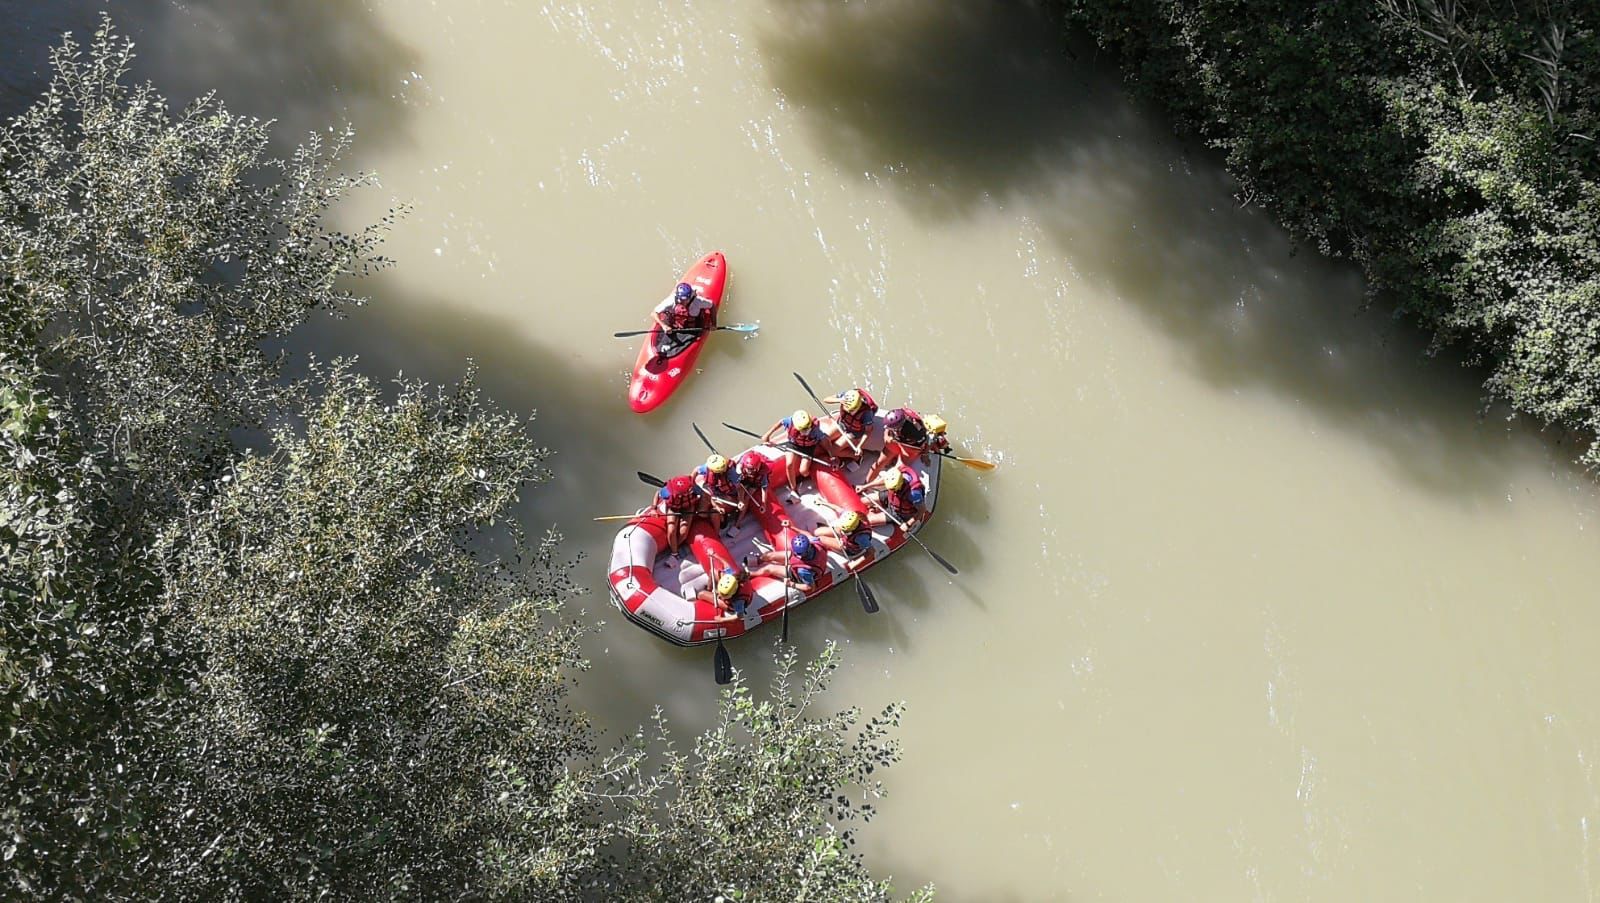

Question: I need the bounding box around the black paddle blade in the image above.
[924,543,960,576]
[721,421,763,441]
[637,471,666,488]
[613,329,649,338]
[781,606,790,642]
[793,372,826,408]
[856,576,879,613]
[692,422,719,454]
[714,640,733,685]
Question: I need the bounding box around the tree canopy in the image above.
[0,22,926,901]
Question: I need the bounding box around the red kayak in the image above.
[628,251,728,413]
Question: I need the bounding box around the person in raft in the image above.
[651,282,714,361]
[820,387,878,461]
[693,453,741,535]
[654,473,703,557]
[865,408,948,480]
[858,464,925,532]
[762,409,826,491]
[749,532,823,593]
[816,509,874,562]
[695,568,753,622]
[732,450,773,517]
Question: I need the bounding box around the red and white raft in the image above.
[607,424,941,646]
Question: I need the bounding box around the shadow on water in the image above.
[293,279,943,734]
[759,0,1585,498]
[0,0,417,152]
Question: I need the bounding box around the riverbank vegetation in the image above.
[0,24,927,901]
[1057,0,1600,463]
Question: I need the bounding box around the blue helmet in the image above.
[674,282,695,303]
[790,535,813,558]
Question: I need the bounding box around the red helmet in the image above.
[738,451,765,477]
[667,475,694,495]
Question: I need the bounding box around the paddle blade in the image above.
[637,471,666,488]
[692,422,719,454]
[793,372,826,408]
[856,576,879,614]
[714,640,733,685]
[957,456,997,471]
[781,606,790,642]
[613,328,651,338]
[924,542,960,576]
[722,421,764,441]
[724,322,761,333]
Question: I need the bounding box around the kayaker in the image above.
[820,387,878,460]
[750,532,822,593]
[762,409,826,491]
[859,464,925,532]
[816,509,874,562]
[693,453,740,534]
[651,282,714,361]
[654,473,703,557]
[695,568,753,622]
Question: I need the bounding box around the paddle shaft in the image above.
[862,493,959,575]
[793,372,864,456]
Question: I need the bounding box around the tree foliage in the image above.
[1,22,925,901]
[1058,0,1600,461]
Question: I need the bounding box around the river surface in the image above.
[10,0,1600,899]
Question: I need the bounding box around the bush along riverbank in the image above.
[0,22,930,901]
[1057,0,1600,462]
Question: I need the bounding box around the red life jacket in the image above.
[836,389,879,435]
[842,526,873,557]
[695,464,736,499]
[658,475,698,514]
[786,419,823,449]
[787,546,821,583]
[887,469,924,519]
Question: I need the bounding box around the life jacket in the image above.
[836,389,879,435]
[735,459,768,488]
[842,526,874,557]
[657,476,699,514]
[694,464,737,499]
[787,544,821,584]
[662,298,710,331]
[721,576,755,614]
[892,408,928,447]
[886,468,925,519]
[785,418,823,449]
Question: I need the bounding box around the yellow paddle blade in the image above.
[593,513,644,522]
[956,455,997,471]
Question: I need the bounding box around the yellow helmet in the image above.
[883,466,906,490]
[791,410,813,431]
[924,414,947,435]
[706,453,730,473]
[840,389,863,412]
[835,511,862,533]
[715,571,740,599]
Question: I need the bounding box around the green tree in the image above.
[1,21,927,901]
[1058,0,1600,462]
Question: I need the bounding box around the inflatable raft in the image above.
[607,423,941,645]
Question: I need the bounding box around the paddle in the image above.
[692,421,720,454]
[593,512,648,522]
[612,322,760,339]
[714,640,733,685]
[854,571,880,613]
[863,493,959,576]
[793,372,864,457]
[721,422,832,469]
[636,471,738,510]
[935,449,997,471]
